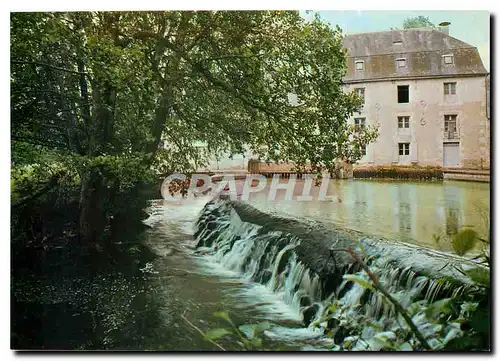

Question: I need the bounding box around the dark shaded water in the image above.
[13,195,327,350]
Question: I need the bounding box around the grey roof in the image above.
[342,28,488,82]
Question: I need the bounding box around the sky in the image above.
[304,11,490,71]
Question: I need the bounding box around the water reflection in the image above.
[246,180,490,252]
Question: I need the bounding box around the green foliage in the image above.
[315,247,490,351]
[452,229,478,256]
[12,11,377,174]
[11,11,379,245]
[402,16,436,29]
[191,311,273,350]
[204,328,233,341]
[353,165,443,180]
[318,283,486,351]
[238,321,272,341]
[424,298,453,319]
[464,268,490,288]
[343,274,375,292]
[213,311,232,324]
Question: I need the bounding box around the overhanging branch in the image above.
[11,60,91,78]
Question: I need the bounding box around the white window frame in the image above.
[354,117,366,130]
[444,114,458,140]
[397,85,410,103]
[360,144,367,156]
[355,60,365,71]
[398,116,410,129]
[396,58,407,68]
[444,82,457,95]
[444,114,458,132]
[354,88,365,104]
[398,142,410,156]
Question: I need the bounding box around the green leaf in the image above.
[464,267,490,287]
[358,243,367,259]
[328,302,338,313]
[452,229,478,256]
[204,328,233,341]
[238,321,272,340]
[343,274,374,291]
[213,311,232,324]
[425,298,453,319]
[249,338,263,348]
[397,342,413,351]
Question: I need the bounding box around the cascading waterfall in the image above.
[194,199,486,348]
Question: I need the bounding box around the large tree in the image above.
[11,11,378,247]
[402,15,436,29]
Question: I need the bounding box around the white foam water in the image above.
[146,198,328,346]
[192,199,483,350]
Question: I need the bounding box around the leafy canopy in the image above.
[11,11,377,177]
[403,16,436,29]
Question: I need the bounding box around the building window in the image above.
[443,54,454,65]
[397,85,409,103]
[398,116,410,129]
[396,58,406,68]
[444,114,458,139]
[354,117,366,130]
[355,60,364,71]
[360,144,366,156]
[354,88,365,104]
[399,142,410,156]
[444,82,457,95]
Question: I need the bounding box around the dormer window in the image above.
[443,54,454,65]
[355,60,364,71]
[396,58,407,68]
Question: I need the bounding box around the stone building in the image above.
[343,24,490,169]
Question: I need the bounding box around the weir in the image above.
[194,199,487,341]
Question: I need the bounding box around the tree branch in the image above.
[201,53,265,63]
[12,172,62,210]
[11,60,90,77]
[180,311,226,351]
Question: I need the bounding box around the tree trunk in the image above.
[146,86,173,156]
[78,168,104,252]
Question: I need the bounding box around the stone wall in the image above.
[247,159,353,179]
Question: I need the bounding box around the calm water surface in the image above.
[245,179,490,252]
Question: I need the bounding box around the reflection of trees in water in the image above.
[398,202,412,234]
[352,183,368,229]
[445,208,460,236]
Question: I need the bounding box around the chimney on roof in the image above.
[438,21,451,36]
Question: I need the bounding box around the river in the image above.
[135,179,488,350]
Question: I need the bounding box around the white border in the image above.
[2,2,496,361]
